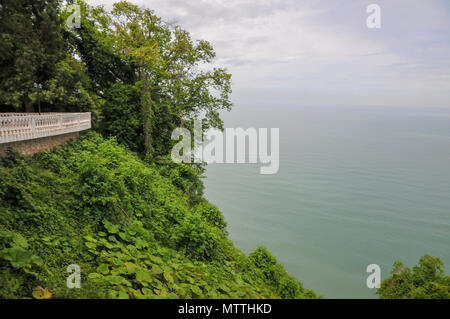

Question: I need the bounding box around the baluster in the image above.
[31,117,36,138]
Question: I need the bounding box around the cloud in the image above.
[87,0,450,107]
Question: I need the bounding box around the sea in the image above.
[203,105,450,298]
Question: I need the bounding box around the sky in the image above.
[87,0,450,108]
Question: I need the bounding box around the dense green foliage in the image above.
[377,255,450,299]
[0,0,95,113]
[0,132,317,299]
[1,0,231,158]
[0,0,63,111]
[69,0,232,157]
[0,0,312,299]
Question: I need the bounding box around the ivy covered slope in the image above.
[0,132,318,299]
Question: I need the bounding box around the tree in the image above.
[0,0,66,111]
[71,1,232,158]
[0,0,96,114]
[100,83,142,152]
[377,255,450,299]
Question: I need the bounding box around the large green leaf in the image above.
[2,247,34,268]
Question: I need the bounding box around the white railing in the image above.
[0,113,91,144]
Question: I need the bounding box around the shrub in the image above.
[172,214,224,261]
[378,255,450,299]
[0,132,317,299]
[192,200,227,230]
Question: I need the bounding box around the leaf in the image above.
[104,275,132,287]
[151,265,163,275]
[41,236,52,243]
[141,288,154,297]
[31,255,44,267]
[12,233,29,248]
[84,235,97,242]
[124,262,139,272]
[85,242,97,249]
[136,269,153,285]
[99,239,115,249]
[129,289,144,299]
[135,238,148,249]
[117,291,129,299]
[118,232,129,241]
[163,270,174,283]
[32,286,53,299]
[2,247,34,268]
[88,272,103,279]
[155,287,168,297]
[103,219,120,234]
[97,264,110,275]
[190,285,202,296]
[149,255,163,265]
[167,292,179,299]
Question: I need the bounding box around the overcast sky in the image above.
[87,0,450,108]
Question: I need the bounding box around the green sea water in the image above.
[204,105,450,298]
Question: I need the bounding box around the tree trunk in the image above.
[25,99,34,113]
[141,79,153,157]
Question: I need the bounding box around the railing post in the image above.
[31,116,36,138]
[59,115,63,129]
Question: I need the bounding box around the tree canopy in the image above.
[1,0,232,159]
[0,0,66,111]
[68,0,232,157]
[378,255,450,299]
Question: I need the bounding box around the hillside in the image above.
[0,132,318,299]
